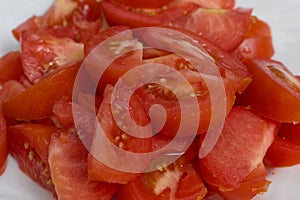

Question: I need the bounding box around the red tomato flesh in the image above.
[238,58,300,123]
[48,129,117,199]
[199,106,278,190]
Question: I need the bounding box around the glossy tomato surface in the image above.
[0,0,300,200]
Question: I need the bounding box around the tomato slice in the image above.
[48,129,117,199]
[0,114,7,176]
[84,26,143,93]
[0,51,23,84]
[20,29,83,83]
[2,65,78,120]
[278,123,300,145]
[171,8,251,51]
[238,58,300,123]
[113,0,173,8]
[169,0,235,9]
[117,163,207,200]
[199,106,278,190]
[237,16,274,59]
[8,123,57,193]
[88,85,152,184]
[148,26,252,93]
[136,53,237,135]
[13,0,102,40]
[218,163,271,200]
[101,0,196,28]
[264,135,300,167]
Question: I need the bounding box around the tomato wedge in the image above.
[199,106,278,190]
[48,129,117,199]
[113,0,173,8]
[169,0,235,9]
[84,26,143,93]
[88,85,152,184]
[136,53,237,135]
[218,163,271,200]
[101,0,196,28]
[264,138,300,167]
[20,29,83,83]
[13,0,102,40]
[0,114,7,175]
[237,16,274,59]
[2,65,78,120]
[264,131,300,167]
[0,51,23,84]
[117,163,207,199]
[171,8,251,51]
[8,123,57,193]
[238,58,300,123]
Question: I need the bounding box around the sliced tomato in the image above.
[88,85,152,184]
[146,26,251,93]
[278,123,300,145]
[169,0,235,9]
[218,163,271,200]
[8,124,56,163]
[199,106,278,191]
[0,114,7,175]
[48,129,117,199]
[2,65,78,120]
[113,0,173,8]
[171,8,251,51]
[101,0,196,28]
[237,16,274,59]
[52,101,96,148]
[84,26,143,93]
[137,53,237,135]
[237,58,300,123]
[117,164,207,200]
[0,80,25,108]
[13,0,102,40]
[264,135,300,167]
[46,19,102,43]
[8,123,57,193]
[20,29,83,83]
[0,51,23,84]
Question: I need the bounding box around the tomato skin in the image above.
[2,65,78,120]
[155,26,251,93]
[278,123,300,145]
[48,129,117,200]
[117,164,207,200]
[237,36,274,59]
[237,16,274,59]
[8,124,56,193]
[169,0,235,9]
[264,135,300,167]
[0,51,23,84]
[101,0,196,28]
[20,29,83,83]
[0,114,8,176]
[84,26,143,93]
[172,8,251,51]
[8,124,57,163]
[88,85,152,184]
[13,0,102,40]
[238,58,300,123]
[217,163,270,200]
[199,106,278,190]
[113,0,173,8]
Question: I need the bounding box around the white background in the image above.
[0,0,300,199]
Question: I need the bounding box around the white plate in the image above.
[0,0,300,199]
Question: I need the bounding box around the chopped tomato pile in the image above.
[0,0,299,199]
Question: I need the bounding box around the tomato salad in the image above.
[0,0,300,199]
